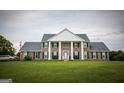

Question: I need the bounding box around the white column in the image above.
[81,41,84,60]
[59,41,61,60]
[48,41,51,60]
[71,41,74,60]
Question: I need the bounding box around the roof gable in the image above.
[47,28,85,41]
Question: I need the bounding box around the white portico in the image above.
[47,28,85,60]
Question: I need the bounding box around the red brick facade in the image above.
[20,42,109,60]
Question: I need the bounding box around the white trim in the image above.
[59,41,61,60]
[71,41,74,60]
[48,41,51,60]
[47,28,85,41]
[81,41,84,60]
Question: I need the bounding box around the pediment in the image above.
[47,28,85,41]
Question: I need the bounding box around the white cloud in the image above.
[0,10,124,52]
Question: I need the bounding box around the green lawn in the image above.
[0,61,124,83]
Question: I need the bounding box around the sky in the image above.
[0,10,124,53]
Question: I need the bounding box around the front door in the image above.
[62,50,69,60]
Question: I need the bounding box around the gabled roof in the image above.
[90,42,109,52]
[41,29,90,42]
[47,28,85,41]
[20,42,41,51]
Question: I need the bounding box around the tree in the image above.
[0,35,15,55]
[109,50,124,61]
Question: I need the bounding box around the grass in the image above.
[0,60,124,83]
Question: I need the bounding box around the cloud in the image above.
[0,10,124,52]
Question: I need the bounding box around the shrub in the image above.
[109,50,124,61]
[24,56,32,61]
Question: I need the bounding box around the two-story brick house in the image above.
[20,28,109,60]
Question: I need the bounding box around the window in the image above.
[84,51,87,59]
[52,51,58,59]
[63,43,69,48]
[24,52,27,57]
[53,51,57,56]
[27,52,29,56]
[74,51,79,59]
[84,42,87,48]
[74,51,78,56]
[41,43,43,48]
[102,52,106,59]
[53,43,57,48]
[93,52,96,59]
[35,52,40,58]
[44,51,48,59]
[74,43,79,48]
[44,42,48,48]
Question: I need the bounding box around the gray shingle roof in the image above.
[76,34,90,42]
[90,42,109,52]
[41,34,55,42]
[20,42,109,52]
[20,42,41,51]
[41,34,90,42]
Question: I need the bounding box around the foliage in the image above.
[109,50,124,61]
[0,35,15,55]
[24,56,32,61]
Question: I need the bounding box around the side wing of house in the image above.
[89,42,110,60]
[19,42,41,60]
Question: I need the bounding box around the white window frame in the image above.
[102,52,106,59]
[53,43,57,48]
[53,51,57,56]
[74,51,78,56]
[63,43,69,48]
[44,51,48,59]
[74,42,78,48]
[84,42,87,48]
[24,52,27,57]
[84,51,87,59]
[44,42,48,48]
[93,52,96,59]
[35,52,40,59]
